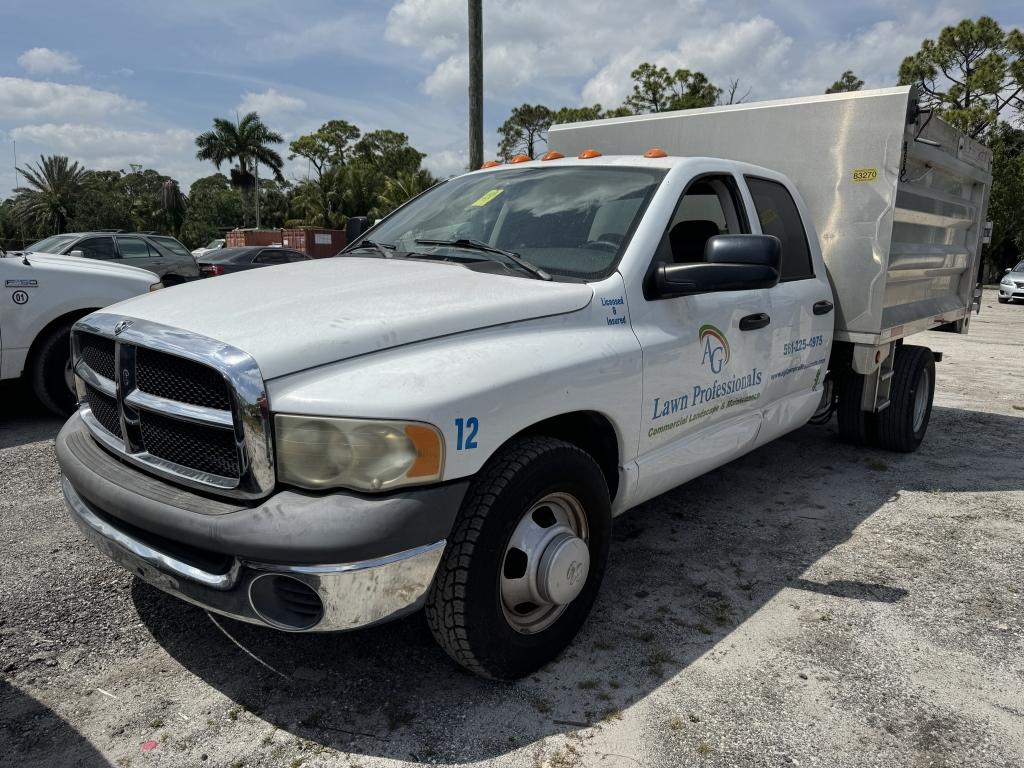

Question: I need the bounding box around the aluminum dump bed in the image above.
[548,86,992,343]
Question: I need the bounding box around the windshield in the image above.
[28,234,77,254]
[1013,260,1024,273]
[204,239,224,249]
[351,166,665,280]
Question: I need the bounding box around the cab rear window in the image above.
[745,177,815,281]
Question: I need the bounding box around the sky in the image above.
[0,0,1021,196]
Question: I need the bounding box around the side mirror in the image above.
[1006,268,1013,274]
[68,249,85,258]
[654,235,781,298]
[346,216,370,243]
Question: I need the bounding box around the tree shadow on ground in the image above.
[130,404,1021,763]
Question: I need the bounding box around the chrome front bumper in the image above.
[63,477,445,632]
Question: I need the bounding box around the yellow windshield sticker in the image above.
[852,167,878,183]
[471,188,503,207]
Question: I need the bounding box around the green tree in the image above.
[180,173,243,248]
[288,119,360,179]
[825,70,864,93]
[70,170,133,232]
[352,129,425,178]
[288,120,360,227]
[623,63,720,113]
[13,155,87,234]
[195,112,285,191]
[985,122,1024,275]
[497,104,553,160]
[374,169,438,217]
[898,17,1024,138]
[550,104,633,126]
[161,179,186,235]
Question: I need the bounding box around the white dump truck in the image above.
[56,87,990,679]
[1,249,161,414]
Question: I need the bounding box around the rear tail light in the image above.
[200,264,225,277]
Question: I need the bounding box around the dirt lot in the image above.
[1,288,1021,768]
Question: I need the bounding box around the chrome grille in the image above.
[136,346,232,410]
[139,410,240,478]
[71,314,274,499]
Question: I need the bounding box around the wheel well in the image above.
[25,309,96,373]
[515,411,621,500]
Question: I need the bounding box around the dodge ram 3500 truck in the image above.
[56,87,991,680]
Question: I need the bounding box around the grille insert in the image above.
[139,409,240,478]
[136,346,232,411]
[84,385,121,436]
[79,333,115,381]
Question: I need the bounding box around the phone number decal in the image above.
[783,335,824,356]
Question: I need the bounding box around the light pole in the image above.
[468,0,483,170]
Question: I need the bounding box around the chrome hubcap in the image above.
[912,367,930,433]
[500,492,590,635]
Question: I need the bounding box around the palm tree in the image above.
[13,155,87,234]
[373,169,438,218]
[195,112,285,193]
[160,179,187,235]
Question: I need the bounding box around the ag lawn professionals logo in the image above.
[699,324,729,374]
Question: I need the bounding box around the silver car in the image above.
[999,260,1024,304]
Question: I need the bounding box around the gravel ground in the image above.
[1,288,1021,768]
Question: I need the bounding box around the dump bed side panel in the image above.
[548,87,991,341]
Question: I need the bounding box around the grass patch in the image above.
[866,457,889,472]
[148,718,163,729]
[529,695,553,715]
[697,740,714,755]
[577,679,599,690]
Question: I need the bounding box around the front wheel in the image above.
[425,437,611,680]
[998,296,1009,304]
[29,320,77,416]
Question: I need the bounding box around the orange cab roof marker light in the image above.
[541,151,564,161]
[509,154,532,164]
[480,160,501,168]
[578,148,602,159]
[644,147,668,158]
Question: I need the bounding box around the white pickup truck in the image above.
[56,87,990,680]
[1,249,161,414]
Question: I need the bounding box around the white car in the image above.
[1,249,161,414]
[998,260,1024,303]
[191,238,225,259]
[55,88,990,680]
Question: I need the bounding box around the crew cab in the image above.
[1,250,161,414]
[55,88,990,679]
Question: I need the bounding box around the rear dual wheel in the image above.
[425,437,610,680]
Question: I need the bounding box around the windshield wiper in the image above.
[346,239,396,259]
[414,238,551,281]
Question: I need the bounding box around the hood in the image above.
[11,251,158,280]
[107,256,594,379]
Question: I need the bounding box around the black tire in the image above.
[836,367,877,446]
[876,344,935,453]
[29,320,77,416]
[997,296,1009,304]
[425,436,611,680]
[162,274,184,287]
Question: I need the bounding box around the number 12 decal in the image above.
[455,417,479,450]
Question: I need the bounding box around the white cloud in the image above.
[10,123,195,175]
[0,77,140,122]
[16,47,81,75]
[421,148,468,178]
[237,88,307,117]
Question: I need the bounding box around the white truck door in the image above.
[631,172,773,502]
[743,174,835,446]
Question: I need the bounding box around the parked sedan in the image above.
[197,246,311,277]
[191,238,226,259]
[27,231,199,285]
[998,260,1024,304]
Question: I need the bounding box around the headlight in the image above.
[274,415,444,492]
[1001,278,1013,286]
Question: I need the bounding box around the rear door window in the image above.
[150,236,194,260]
[116,237,154,259]
[254,250,289,265]
[745,177,814,280]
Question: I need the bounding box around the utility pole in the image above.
[468,0,483,170]
[254,162,260,230]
